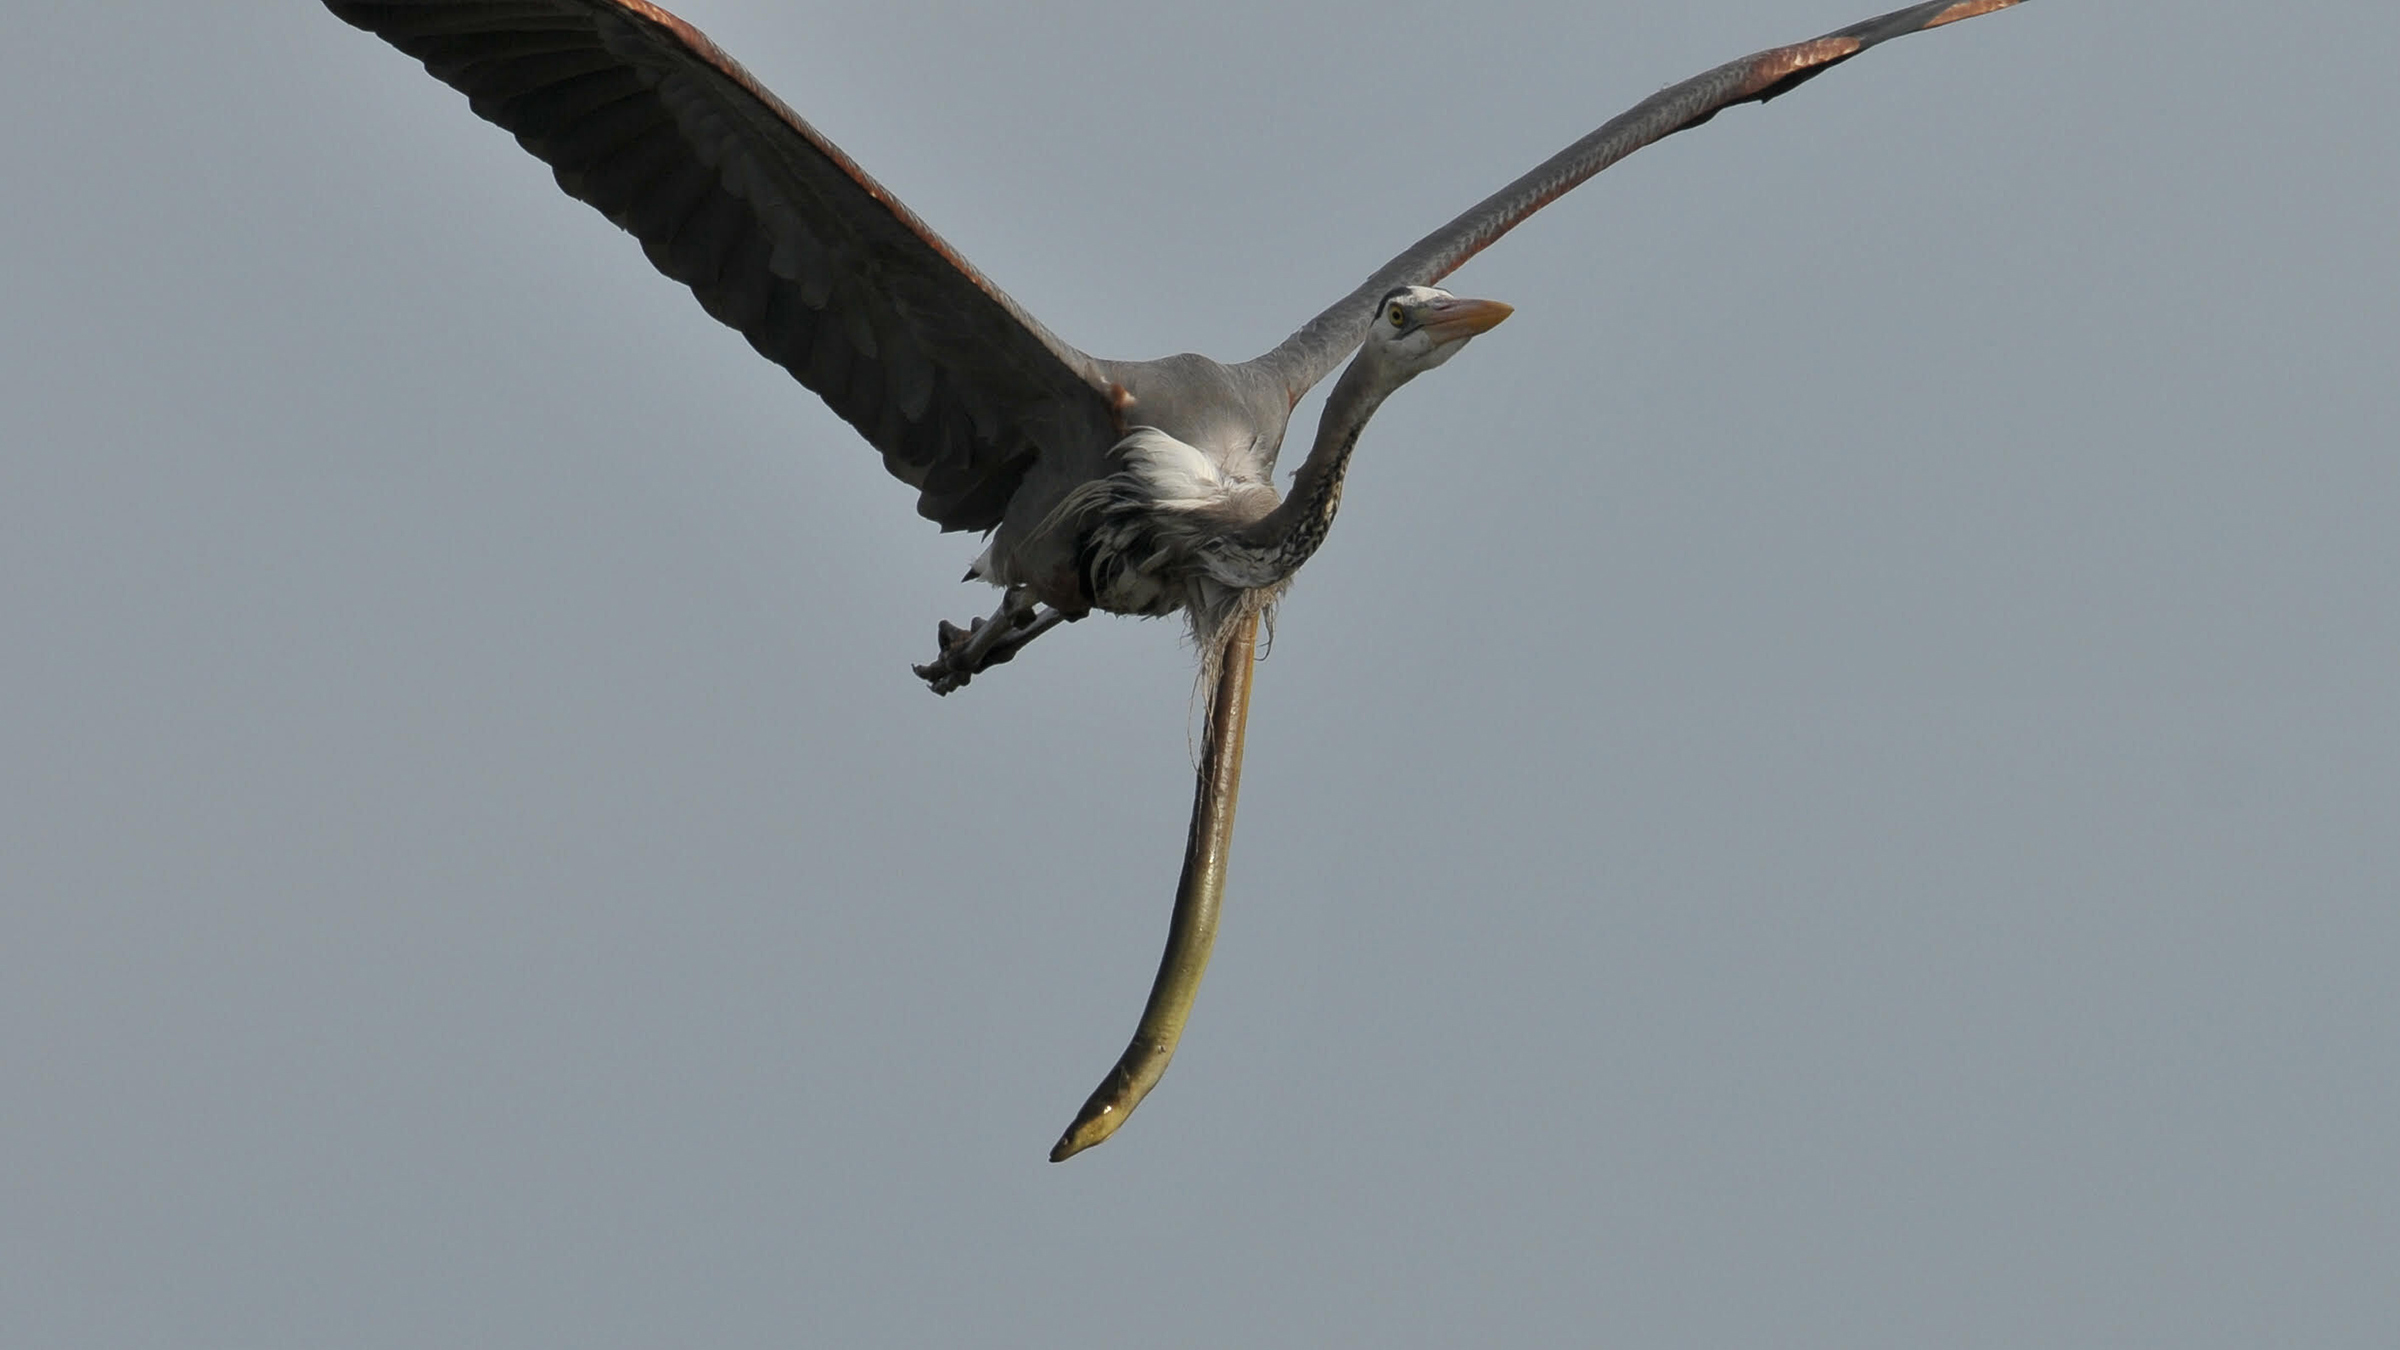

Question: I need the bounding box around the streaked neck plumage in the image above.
[1202,355,1393,592]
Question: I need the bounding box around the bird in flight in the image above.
[320,0,2030,1159]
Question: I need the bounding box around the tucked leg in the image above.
[913,588,1069,694]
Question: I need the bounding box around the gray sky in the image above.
[6,2,2397,1344]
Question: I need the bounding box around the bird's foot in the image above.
[912,593,1066,695]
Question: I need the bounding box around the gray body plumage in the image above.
[1050,292,1505,647]
[1002,353,1294,627]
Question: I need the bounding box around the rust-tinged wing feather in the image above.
[1250,0,2029,396]
[321,0,1119,532]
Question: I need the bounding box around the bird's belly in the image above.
[1079,525,1193,619]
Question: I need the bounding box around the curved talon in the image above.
[1051,613,1258,1161]
[911,659,971,696]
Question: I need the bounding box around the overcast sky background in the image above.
[6,2,2396,1344]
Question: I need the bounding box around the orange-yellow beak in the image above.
[1420,295,1514,342]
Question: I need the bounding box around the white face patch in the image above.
[1366,286,1474,375]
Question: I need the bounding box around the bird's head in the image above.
[1363,285,1513,380]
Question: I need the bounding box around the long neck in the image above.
[1221,355,1394,582]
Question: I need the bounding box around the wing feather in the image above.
[323,0,1119,532]
[1248,0,2029,397]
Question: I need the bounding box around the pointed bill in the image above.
[1420,296,1514,342]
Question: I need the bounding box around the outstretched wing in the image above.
[1247,0,2027,396]
[322,0,1120,532]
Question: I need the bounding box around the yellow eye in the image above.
[1388,305,1406,328]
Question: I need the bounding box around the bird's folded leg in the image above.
[912,587,1068,694]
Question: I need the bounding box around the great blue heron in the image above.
[320,0,2029,1159]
